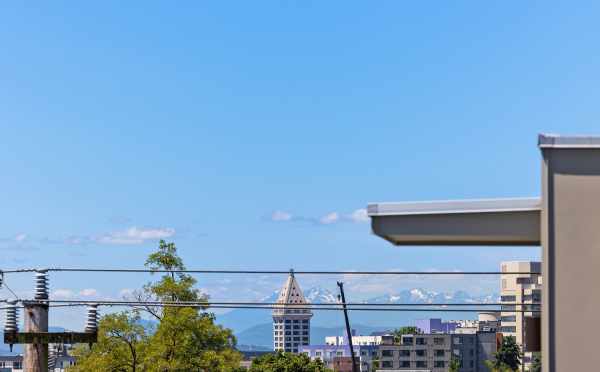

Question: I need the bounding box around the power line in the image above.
[38,299,539,307]
[11,300,539,313]
[0,268,542,275]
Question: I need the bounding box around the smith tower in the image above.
[272,269,312,352]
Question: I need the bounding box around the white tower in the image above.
[272,269,312,353]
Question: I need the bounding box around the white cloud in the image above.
[319,212,339,225]
[271,211,293,222]
[79,288,98,297]
[118,288,135,298]
[14,233,27,242]
[52,289,75,299]
[95,226,176,245]
[347,209,369,223]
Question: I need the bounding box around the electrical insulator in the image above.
[4,300,18,333]
[34,270,49,300]
[0,271,4,289]
[85,304,99,333]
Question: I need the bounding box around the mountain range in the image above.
[216,287,499,348]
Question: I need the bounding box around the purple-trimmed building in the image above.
[415,318,459,334]
[299,344,378,372]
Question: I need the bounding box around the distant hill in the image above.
[235,323,391,349]
[215,286,498,335]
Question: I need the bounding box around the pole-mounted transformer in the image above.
[4,300,18,352]
[34,270,49,300]
[85,304,99,333]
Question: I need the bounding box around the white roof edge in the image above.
[367,197,541,217]
[539,134,600,148]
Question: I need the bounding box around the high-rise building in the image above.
[500,261,542,367]
[272,270,312,353]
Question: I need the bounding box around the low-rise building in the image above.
[326,334,383,346]
[0,355,23,372]
[300,344,378,372]
[376,332,496,372]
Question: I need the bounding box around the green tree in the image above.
[70,240,241,372]
[487,336,522,371]
[392,326,418,343]
[248,352,333,372]
[529,353,541,372]
[70,312,149,372]
[449,355,461,372]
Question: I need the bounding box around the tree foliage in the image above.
[247,352,333,372]
[529,353,541,372]
[486,336,522,371]
[70,312,148,372]
[449,355,461,372]
[69,240,241,371]
[392,326,418,343]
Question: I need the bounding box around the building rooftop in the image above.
[368,197,541,217]
[539,134,600,148]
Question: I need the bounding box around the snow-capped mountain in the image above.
[304,287,338,303]
[260,287,338,304]
[367,288,499,304]
[217,286,499,335]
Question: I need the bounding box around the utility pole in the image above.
[337,281,358,372]
[3,270,98,372]
[24,270,49,372]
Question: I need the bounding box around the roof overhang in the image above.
[368,198,541,246]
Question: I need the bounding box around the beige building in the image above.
[500,261,541,368]
[272,270,312,353]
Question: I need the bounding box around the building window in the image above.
[381,361,393,368]
[434,337,445,345]
[381,350,393,357]
[500,326,517,333]
[416,337,427,345]
[501,295,517,302]
[315,351,322,357]
[501,316,517,322]
[435,350,445,357]
[454,337,462,345]
[416,361,427,368]
[399,350,410,357]
[416,350,427,357]
[435,361,445,368]
[517,277,533,284]
[400,361,410,368]
[402,337,414,345]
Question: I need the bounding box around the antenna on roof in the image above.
[289,268,294,277]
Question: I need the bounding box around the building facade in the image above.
[0,355,22,372]
[300,344,378,372]
[376,333,496,372]
[500,261,541,367]
[272,270,312,353]
[326,333,383,346]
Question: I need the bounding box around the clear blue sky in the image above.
[1,2,599,324]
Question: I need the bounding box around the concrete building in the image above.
[0,355,23,372]
[300,344,378,372]
[326,333,383,346]
[415,319,459,334]
[376,332,496,372]
[272,270,312,353]
[499,261,541,368]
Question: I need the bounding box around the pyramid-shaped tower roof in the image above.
[273,269,312,317]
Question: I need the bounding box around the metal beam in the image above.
[4,332,98,345]
[368,198,541,246]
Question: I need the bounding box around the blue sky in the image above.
[1,2,600,327]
